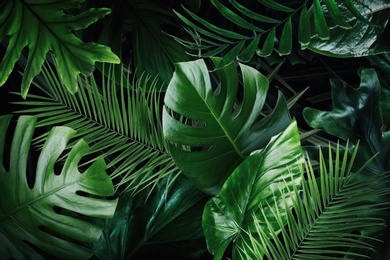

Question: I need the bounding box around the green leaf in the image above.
[303,68,390,174]
[256,0,294,12]
[313,0,330,40]
[163,59,291,195]
[257,28,275,57]
[246,142,390,259]
[309,2,390,57]
[211,0,263,31]
[298,4,311,49]
[278,17,292,55]
[238,35,261,62]
[0,0,120,98]
[230,0,280,23]
[0,115,118,258]
[325,0,352,29]
[13,62,177,193]
[202,120,304,259]
[93,174,208,259]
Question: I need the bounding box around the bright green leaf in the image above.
[0,0,120,98]
[257,28,276,57]
[163,59,291,195]
[202,120,304,259]
[0,115,118,258]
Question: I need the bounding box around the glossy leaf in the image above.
[0,0,120,98]
[325,0,352,29]
[202,120,304,259]
[309,1,390,57]
[93,174,208,259]
[313,0,330,40]
[163,59,291,195]
[0,115,118,258]
[298,4,311,49]
[303,68,390,174]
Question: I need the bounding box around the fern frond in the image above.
[174,0,387,63]
[12,62,180,194]
[243,141,390,259]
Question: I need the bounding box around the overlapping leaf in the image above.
[0,0,120,98]
[173,0,390,65]
[202,120,304,259]
[93,174,208,259]
[163,58,291,195]
[303,68,390,174]
[243,142,390,259]
[0,115,118,259]
[13,62,176,193]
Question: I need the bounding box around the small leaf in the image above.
[212,0,263,31]
[257,28,275,57]
[215,41,245,69]
[238,34,261,62]
[230,0,280,23]
[257,0,295,12]
[298,5,311,49]
[342,0,375,26]
[325,0,352,29]
[278,17,292,55]
[313,0,330,40]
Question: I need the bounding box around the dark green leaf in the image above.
[278,17,293,55]
[298,5,311,49]
[303,68,390,174]
[257,0,294,12]
[163,59,290,195]
[325,0,352,29]
[0,115,118,258]
[313,0,330,40]
[257,28,275,57]
[238,35,261,62]
[93,174,208,259]
[342,0,375,26]
[215,41,245,69]
[202,120,304,259]
[230,0,280,23]
[212,0,263,31]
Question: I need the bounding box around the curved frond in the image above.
[174,0,390,62]
[12,62,179,194]
[243,141,390,259]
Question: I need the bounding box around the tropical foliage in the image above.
[0,0,390,259]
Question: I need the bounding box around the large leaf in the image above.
[0,0,120,98]
[92,173,208,259]
[202,120,304,259]
[163,58,291,195]
[308,1,390,57]
[244,142,390,259]
[303,68,390,174]
[0,115,118,259]
[13,62,177,193]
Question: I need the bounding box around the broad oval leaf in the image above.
[202,120,304,259]
[163,59,291,195]
[0,115,118,259]
[0,0,120,98]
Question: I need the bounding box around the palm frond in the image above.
[242,141,390,259]
[12,61,180,194]
[174,0,389,65]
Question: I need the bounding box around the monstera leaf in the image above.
[202,120,304,259]
[303,68,390,174]
[163,58,291,195]
[0,115,118,259]
[0,0,120,97]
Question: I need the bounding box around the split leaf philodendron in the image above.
[0,115,118,259]
[163,58,291,195]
